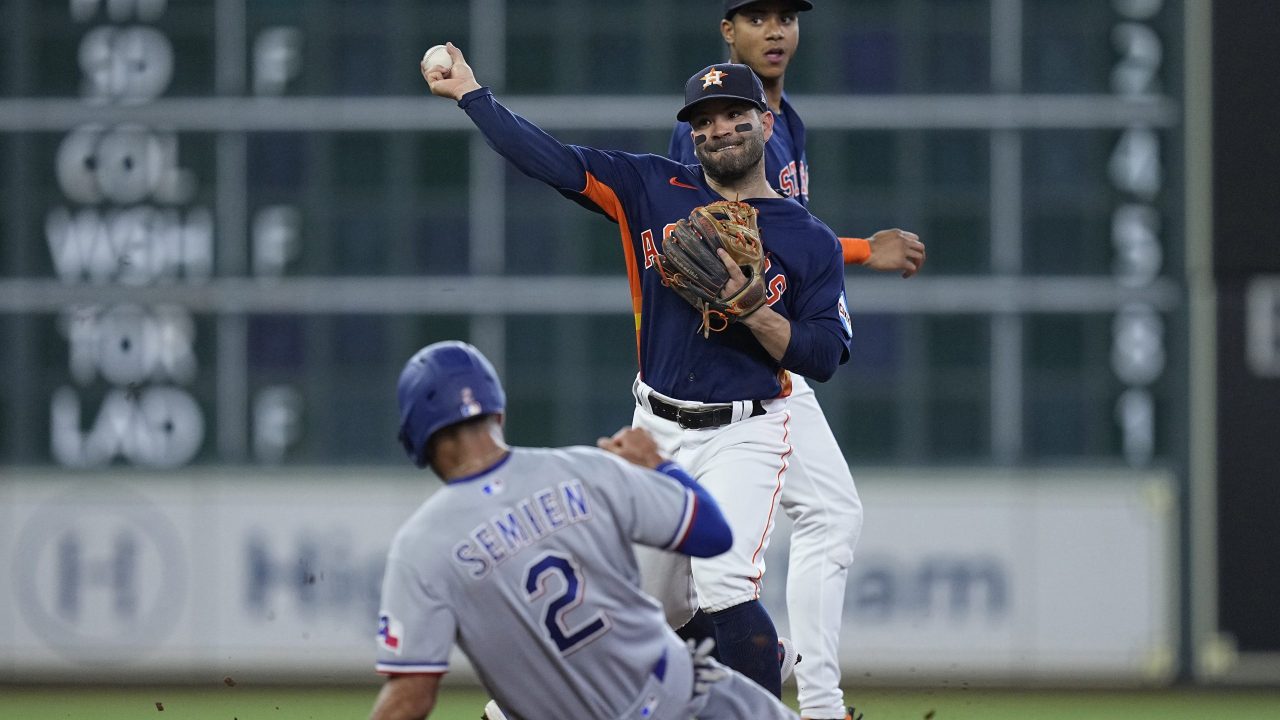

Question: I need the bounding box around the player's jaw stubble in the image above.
[695,131,767,188]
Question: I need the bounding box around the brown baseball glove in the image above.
[656,200,767,337]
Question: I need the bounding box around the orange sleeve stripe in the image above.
[840,236,871,265]
[580,171,644,368]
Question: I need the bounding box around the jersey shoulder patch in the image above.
[837,291,852,338]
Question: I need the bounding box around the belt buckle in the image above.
[674,405,719,430]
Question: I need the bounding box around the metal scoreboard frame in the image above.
[1191,0,1280,687]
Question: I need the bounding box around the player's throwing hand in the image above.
[420,42,481,100]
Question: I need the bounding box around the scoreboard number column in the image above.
[49,1,208,468]
[1108,0,1168,468]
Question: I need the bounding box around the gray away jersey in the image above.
[375,446,701,719]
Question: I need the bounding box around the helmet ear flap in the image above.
[398,421,433,468]
[398,426,416,460]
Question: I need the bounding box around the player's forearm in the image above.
[839,236,871,265]
[776,318,847,382]
[656,461,733,558]
[847,229,927,276]
[459,87,587,192]
[740,305,792,362]
[369,676,439,720]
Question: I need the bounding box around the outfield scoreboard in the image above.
[0,0,1214,686]
[0,0,1190,473]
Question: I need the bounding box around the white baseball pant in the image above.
[780,373,863,719]
[630,377,792,619]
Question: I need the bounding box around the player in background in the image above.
[423,44,851,698]
[369,340,800,720]
[673,2,926,278]
[668,3,927,719]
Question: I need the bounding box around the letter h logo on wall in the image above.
[15,492,186,656]
[55,531,139,621]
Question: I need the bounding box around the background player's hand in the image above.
[866,228,927,278]
[421,42,481,100]
[596,427,666,469]
[716,248,748,298]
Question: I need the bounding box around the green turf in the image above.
[1,685,1278,719]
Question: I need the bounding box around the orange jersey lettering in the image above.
[778,161,798,199]
[763,256,788,306]
[641,229,660,268]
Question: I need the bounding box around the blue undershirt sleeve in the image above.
[655,461,732,558]
[779,317,848,382]
[457,87,588,192]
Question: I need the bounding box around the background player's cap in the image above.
[723,0,814,20]
[676,63,769,122]
[396,340,506,468]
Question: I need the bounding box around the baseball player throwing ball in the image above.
[666,3,924,718]
[422,44,852,698]
[368,340,800,720]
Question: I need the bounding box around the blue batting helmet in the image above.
[396,341,506,468]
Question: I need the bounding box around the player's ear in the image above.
[721,18,734,46]
[760,110,775,141]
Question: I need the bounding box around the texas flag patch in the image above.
[378,613,404,655]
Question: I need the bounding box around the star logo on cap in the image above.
[701,68,727,89]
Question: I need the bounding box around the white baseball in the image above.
[422,44,453,71]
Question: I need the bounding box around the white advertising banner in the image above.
[762,470,1177,683]
[0,469,1175,683]
[0,470,424,681]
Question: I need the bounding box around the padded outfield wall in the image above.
[0,470,1174,684]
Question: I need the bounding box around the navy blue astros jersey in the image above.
[458,87,848,403]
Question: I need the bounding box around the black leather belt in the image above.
[646,394,765,430]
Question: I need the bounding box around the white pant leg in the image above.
[631,385,792,617]
[635,545,697,629]
[779,374,863,719]
[633,404,699,629]
[684,407,791,611]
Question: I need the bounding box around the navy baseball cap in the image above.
[723,0,814,19]
[676,63,769,122]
